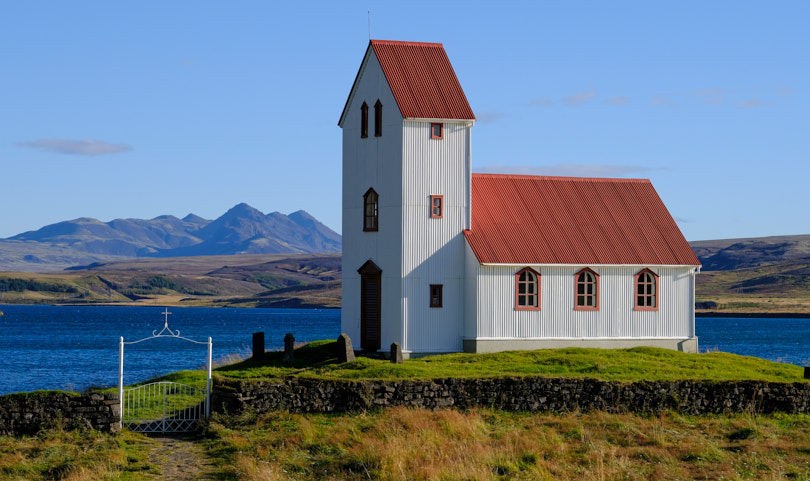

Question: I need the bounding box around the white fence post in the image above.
[118,336,124,430]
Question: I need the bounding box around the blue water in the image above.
[0,305,340,395]
[1,305,809,395]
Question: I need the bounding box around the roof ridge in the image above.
[472,173,650,183]
[370,39,443,48]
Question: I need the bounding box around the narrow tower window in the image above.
[360,101,369,138]
[574,268,599,310]
[430,122,443,139]
[363,188,378,231]
[515,267,540,310]
[374,99,382,137]
[430,195,443,218]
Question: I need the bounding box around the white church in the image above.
[339,40,701,358]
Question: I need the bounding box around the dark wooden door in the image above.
[360,272,381,352]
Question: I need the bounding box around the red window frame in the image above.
[430,122,443,139]
[360,101,369,138]
[429,195,443,219]
[363,188,378,232]
[634,268,659,311]
[374,99,382,137]
[574,268,600,311]
[429,284,443,308]
[515,267,541,311]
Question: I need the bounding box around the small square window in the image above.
[430,195,443,218]
[429,284,443,308]
[430,122,443,139]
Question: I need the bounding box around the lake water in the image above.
[0,304,808,395]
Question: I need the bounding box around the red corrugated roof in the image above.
[464,174,701,266]
[339,40,475,125]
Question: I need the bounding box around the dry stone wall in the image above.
[213,377,810,416]
[0,391,119,436]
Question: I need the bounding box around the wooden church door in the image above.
[358,260,382,351]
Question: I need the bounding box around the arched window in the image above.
[515,267,540,310]
[374,99,382,137]
[634,269,659,311]
[574,268,599,310]
[363,188,378,232]
[360,101,369,138]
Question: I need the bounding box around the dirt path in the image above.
[146,435,217,480]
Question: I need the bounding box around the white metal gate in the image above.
[118,309,212,433]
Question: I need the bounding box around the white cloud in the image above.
[476,111,506,124]
[697,88,725,105]
[737,99,761,108]
[17,139,132,156]
[605,96,630,105]
[475,164,659,177]
[563,89,596,106]
[652,95,677,107]
[529,98,552,107]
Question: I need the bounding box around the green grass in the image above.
[211,340,808,383]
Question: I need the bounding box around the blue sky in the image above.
[2,1,807,242]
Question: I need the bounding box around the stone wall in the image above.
[213,377,810,416]
[0,391,119,436]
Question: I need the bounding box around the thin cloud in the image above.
[563,89,596,106]
[476,111,506,124]
[737,99,761,109]
[476,164,659,178]
[605,96,630,105]
[652,95,677,107]
[696,88,725,105]
[529,98,552,107]
[778,86,794,97]
[673,216,693,224]
[18,139,132,156]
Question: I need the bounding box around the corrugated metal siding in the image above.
[369,40,475,121]
[400,120,470,352]
[471,265,694,340]
[464,174,701,266]
[341,51,405,345]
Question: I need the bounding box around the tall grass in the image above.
[0,424,155,480]
[205,408,810,481]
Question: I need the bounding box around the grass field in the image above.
[205,408,810,481]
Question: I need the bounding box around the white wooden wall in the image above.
[341,50,404,345]
[466,259,696,341]
[400,120,471,353]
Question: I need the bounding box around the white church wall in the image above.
[399,120,471,353]
[341,50,404,346]
[469,265,696,341]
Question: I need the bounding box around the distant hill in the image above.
[0,253,342,309]
[689,234,810,314]
[690,234,810,271]
[0,204,341,272]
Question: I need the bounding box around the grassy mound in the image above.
[211,341,807,383]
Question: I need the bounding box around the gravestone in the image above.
[337,333,355,363]
[390,342,403,364]
[283,333,295,364]
[252,332,265,360]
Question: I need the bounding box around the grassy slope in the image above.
[207,341,807,383]
[0,253,342,309]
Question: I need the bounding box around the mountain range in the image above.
[0,204,341,272]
